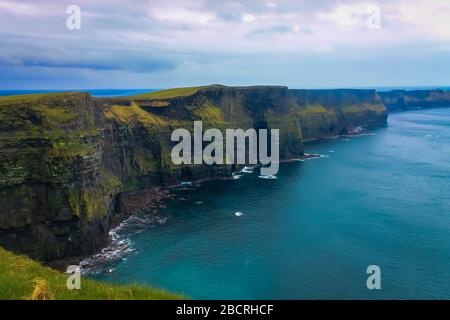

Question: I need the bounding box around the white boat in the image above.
[235,211,243,217]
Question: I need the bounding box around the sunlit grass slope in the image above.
[0,247,184,300]
[130,85,209,100]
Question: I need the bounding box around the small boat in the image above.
[180,181,193,187]
[235,211,243,217]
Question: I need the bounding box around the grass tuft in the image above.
[0,247,185,300]
[28,278,54,300]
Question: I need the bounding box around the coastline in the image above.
[46,152,326,272]
[0,85,390,261]
[43,122,383,273]
[46,187,174,272]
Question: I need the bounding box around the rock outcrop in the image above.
[0,85,388,260]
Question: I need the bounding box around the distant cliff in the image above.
[378,89,450,111]
[0,85,388,260]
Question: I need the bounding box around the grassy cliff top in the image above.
[130,85,210,100]
[0,247,184,300]
[0,92,79,106]
[127,84,286,100]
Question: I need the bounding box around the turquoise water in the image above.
[92,108,450,299]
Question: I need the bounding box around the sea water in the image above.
[91,108,450,299]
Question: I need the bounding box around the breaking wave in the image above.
[80,213,170,274]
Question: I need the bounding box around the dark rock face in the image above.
[0,86,389,260]
[378,89,450,111]
[0,93,119,260]
[288,89,388,140]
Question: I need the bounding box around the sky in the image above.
[1,0,450,89]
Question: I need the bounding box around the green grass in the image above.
[130,86,209,100]
[103,102,171,125]
[0,247,185,300]
[193,103,225,125]
[0,92,74,106]
[341,104,386,113]
[295,104,328,115]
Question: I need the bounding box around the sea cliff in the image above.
[0,85,389,260]
[378,89,450,111]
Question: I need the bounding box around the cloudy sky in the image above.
[1,0,449,89]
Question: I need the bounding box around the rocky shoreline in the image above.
[119,187,175,216]
[47,153,323,271]
[46,186,174,271]
[0,85,390,261]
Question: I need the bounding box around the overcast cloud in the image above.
[1,0,449,89]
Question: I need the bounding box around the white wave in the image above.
[258,174,278,180]
[343,133,376,138]
[241,166,256,173]
[303,154,329,160]
[80,213,170,274]
[352,126,364,133]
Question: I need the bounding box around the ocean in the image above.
[1,87,450,98]
[86,107,450,299]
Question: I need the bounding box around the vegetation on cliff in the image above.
[0,85,389,262]
[0,92,112,259]
[0,247,183,300]
[378,89,450,111]
[130,85,208,100]
[6,85,449,300]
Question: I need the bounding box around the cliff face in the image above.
[378,89,450,111]
[287,89,387,140]
[0,85,388,260]
[0,93,120,260]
